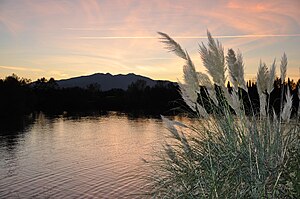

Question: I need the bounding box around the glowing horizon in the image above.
[1,0,300,82]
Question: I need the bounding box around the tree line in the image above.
[0,74,299,118]
[0,74,181,118]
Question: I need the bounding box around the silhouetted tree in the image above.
[1,73,299,120]
[0,74,33,118]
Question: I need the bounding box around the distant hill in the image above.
[56,73,169,91]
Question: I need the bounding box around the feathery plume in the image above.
[257,61,268,96]
[199,31,226,86]
[159,32,201,113]
[230,91,241,114]
[226,49,238,88]
[180,53,203,114]
[280,53,287,84]
[183,53,200,94]
[267,59,276,94]
[222,87,241,115]
[236,51,247,92]
[259,95,267,117]
[197,72,218,105]
[257,61,269,117]
[197,72,212,88]
[178,82,197,112]
[226,49,247,92]
[158,32,187,60]
[281,87,293,122]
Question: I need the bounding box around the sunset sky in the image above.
[1,0,300,82]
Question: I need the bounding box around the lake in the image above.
[0,112,169,198]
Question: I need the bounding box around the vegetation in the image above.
[1,73,299,119]
[0,75,180,118]
[145,31,300,198]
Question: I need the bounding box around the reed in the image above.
[145,31,300,198]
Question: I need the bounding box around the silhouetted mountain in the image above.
[1,74,300,118]
[56,73,159,91]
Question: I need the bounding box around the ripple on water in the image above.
[0,113,166,198]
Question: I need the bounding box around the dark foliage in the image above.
[0,74,181,118]
[0,74,299,119]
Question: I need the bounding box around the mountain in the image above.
[56,73,161,91]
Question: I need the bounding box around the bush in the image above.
[145,31,300,198]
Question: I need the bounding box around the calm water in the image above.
[0,112,168,198]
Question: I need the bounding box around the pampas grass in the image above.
[267,59,276,95]
[145,31,300,198]
[281,87,293,122]
[257,61,270,117]
[199,31,226,87]
[280,53,287,84]
[197,72,218,105]
[158,32,187,60]
[226,49,247,92]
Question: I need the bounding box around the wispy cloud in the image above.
[0,0,299,81]
[74,34,300,40]
[0,65,43,72]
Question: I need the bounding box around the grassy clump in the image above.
[145,31,299,198]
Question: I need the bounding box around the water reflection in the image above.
[0,114,34,134]
[0,115,35,153]
[0,112,166,198]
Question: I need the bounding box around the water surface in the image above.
[0,112,167,198]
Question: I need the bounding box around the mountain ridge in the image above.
[56,73,173,91]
